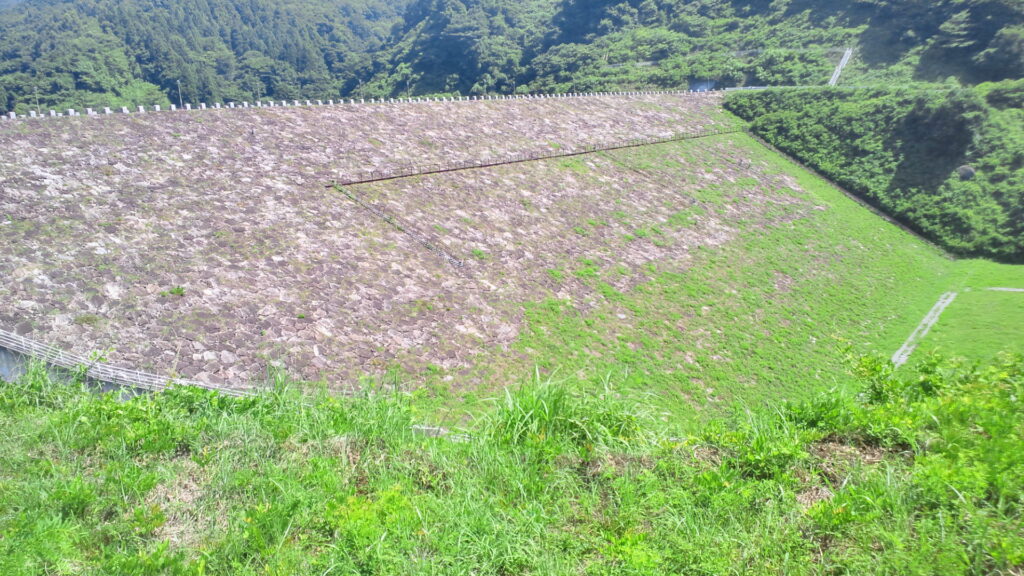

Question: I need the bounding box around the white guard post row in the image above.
[2,88,725,121]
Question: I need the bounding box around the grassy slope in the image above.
[723,84,1024,262]
[1,120,1022,574]
[914,288,1024,364]
[493,132,963,427]
[1,352,1021,574]
[913,259,1024,365]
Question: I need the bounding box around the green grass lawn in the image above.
[503,133,964,427]
[888,259,1024,370]
[913,288,1024,364]
[1,353,1021,575]
[409,132,1023,430]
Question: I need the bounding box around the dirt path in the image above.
[891,292,958,367]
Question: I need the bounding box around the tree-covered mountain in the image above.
[2,0,1021,110]
[361,0,1023,97]
[0,0,412,112]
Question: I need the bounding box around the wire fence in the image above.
[0,329,256,397]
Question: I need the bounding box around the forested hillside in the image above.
[0,0,411,112]
[363,0,1024,97]
[1,0,1021,110]
[726,81,1024,262]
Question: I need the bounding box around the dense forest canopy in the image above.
[0,0,1021,110]
[0,0,412,112]
[363,0,1023,96]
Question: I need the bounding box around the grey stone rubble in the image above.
[0,92,757,388]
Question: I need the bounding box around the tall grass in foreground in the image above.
[0,354,1021,575]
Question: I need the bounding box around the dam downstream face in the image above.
[0,95,811,390]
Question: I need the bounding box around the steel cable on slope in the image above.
[330,128,742,269]
[333,127,744,187]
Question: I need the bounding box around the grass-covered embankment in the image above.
[724,81,1024,262]
[499,132,964,420]
[1,353,1022,574]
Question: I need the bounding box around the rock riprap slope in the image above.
[0,94,807,389]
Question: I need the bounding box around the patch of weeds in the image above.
[159,286,186,297]
[410,299,435,314]
[667,206,706,228]
[694,186,727,206]
[572,226,590,237]
[633,226,670,247]
[433,224,449,235]
[471,249,489,261]
[574,258,600,279]
[547,268,565,282]
[597,282,625,302]
[559,157,589,174]
[73,314,101,326]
